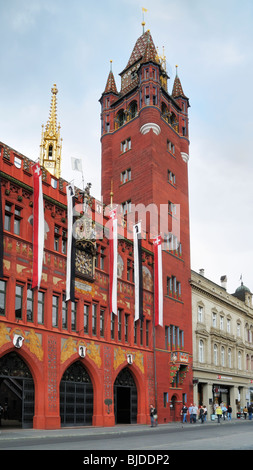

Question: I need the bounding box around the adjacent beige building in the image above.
[191,270,253,418]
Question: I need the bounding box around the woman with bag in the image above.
[150,404,158,427]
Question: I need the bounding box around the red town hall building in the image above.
[0,28,193,429]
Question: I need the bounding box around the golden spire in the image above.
[40,84,62,179]
[142,7,148,34]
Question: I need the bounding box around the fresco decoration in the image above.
[114,346,144,373]
[0,324,43,361]
[60,337,102,368]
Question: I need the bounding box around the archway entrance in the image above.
[60,361,93,427]
[114,368,137,424]
[0,352,34,428]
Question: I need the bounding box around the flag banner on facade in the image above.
[32,163,45,289]
[0,180,3,279]
[134,223,143,322]
[154,235,163,327]
[71,157,83,173]
[109,208,117,315]
[66,183,76,301]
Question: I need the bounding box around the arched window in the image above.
[199,339,204,363]
[221,346,225,367]
[128,101,138,120]
[238,351,242,370]
[115,109,125,129]
[161,102,169,122]
[213,344,218,365]
[228,348,232,368]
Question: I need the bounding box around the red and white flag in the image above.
[109,208,117,315]
[154,235,163,326]
[32,163,44,289]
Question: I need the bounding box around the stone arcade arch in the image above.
[60,361,94,427]
[0,352,34,428]
[114,367,137,424]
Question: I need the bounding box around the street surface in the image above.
[0,419,253,451]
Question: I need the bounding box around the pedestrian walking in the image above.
[149,404,157,427]
[199,406,205,423]
[243,406,248,419]
[181,405,188,423]
[248,404,253,420]
[188,404,193,423]
[192,404,198,423]
[203,405,207,421]
[227,405,232,420]
[221,404,227,420]
[215,405,222,423]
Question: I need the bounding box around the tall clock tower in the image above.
[100,27,193,419]
[40,83,62,179]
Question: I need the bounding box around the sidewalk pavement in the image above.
[0,417,249,442]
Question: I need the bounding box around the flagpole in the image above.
[152,245,158,411]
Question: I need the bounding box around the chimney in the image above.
[220,275,227,290]
[199,269,205,276]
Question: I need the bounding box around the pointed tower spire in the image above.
[172,66,187,99]
[40,84,62,179]
[104,61,118,95]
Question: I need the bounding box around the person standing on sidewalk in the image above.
[243,406,248,419]
[192,404,198,423]
[215,405,222,423]
[181,405,188,423]
[199,406,205,423]
[149,404,157,427]
[227,405,232,420]
[248,404,253,420]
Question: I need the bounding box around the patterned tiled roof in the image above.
[172,75,187,99]
[104,71,118,94]
[123,30,158,72]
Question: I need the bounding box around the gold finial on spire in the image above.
[175,65,178,76]
[142,7,148,33]
[40,84,62,179]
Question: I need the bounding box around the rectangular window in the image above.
[100,309,105,337]
[146,320,150,347]
[120,168,131,184]
[15,284,23,320]
[62,294,68,329]
[167,140,175,155]
[125,314,129,342]
[92,304,97,336]
[121,200,131,215]
[38,291,45,324]
[198,306,203,323]
[27,287,33,322]
[84,304,89,334]
[121,138,131,153]
[71,301,77,331]
[167,276,181,300]
[168,170,176,185]
[4,203,22,235]
[0,280,6,316]
[118,309,122,341]
[111,312,115,340]
[140,320,143,346]
[52,295,59,327]
[4,202,12,231]
[14,207,22,235]
[134,322,137,344]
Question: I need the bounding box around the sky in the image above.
[1,0,253,295]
